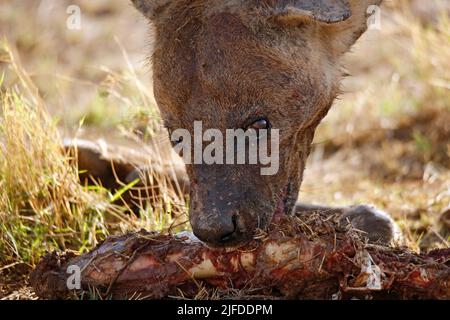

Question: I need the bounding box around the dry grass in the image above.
[303,0,450,251]
[0,39,189,297]
[0,0,449,299]
[0,43,117,266]
[0,42,186,280]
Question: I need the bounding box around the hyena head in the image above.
[132,0,382,246]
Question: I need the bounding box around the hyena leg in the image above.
[295,203,402,245]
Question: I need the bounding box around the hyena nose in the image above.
[192,214,238,245]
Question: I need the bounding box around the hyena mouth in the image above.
[272,185,291,222]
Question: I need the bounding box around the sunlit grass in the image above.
[0,42,187,269]
[0,42,113,265]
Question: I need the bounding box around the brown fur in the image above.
[131,0,387,246]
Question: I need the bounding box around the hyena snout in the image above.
[188,176,266,247]
[190,209,239,246]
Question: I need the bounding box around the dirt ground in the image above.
[0,0,449,299]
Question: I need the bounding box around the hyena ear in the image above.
[271,0,352,24]
[270,0,383,55]
[130,0,171,19]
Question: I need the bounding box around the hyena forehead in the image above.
[131,0,383,124]
[131,0,382,39]
[130,0,384,84]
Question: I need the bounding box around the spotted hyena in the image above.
[127,0,400,247]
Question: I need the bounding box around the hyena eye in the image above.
[246,118,270,131]
[168,129,184,147]
[172,135,184,146]
[245,118,271,140]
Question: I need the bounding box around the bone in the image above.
[30,213,450,300]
